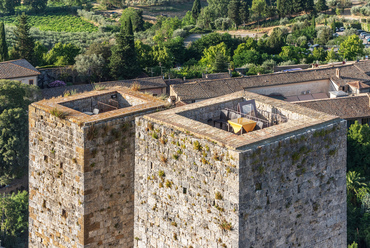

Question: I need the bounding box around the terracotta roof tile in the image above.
[295,95,370,119]
[42,77,167,99]
[0,59,40,79]
[347,81,370,89]
[171,61,370,101]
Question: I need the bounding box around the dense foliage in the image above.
[0,81,39,184]
[0,191,29,248]
[347,122,370,248]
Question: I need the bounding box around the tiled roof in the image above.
[170,82,209,101]
[171,61,370,101]
[42,77,167,99]
[202,72,231,80]
[295,95,370,119]
[347,81,370,89]
[354,61,370,74]
[0,59,40,79]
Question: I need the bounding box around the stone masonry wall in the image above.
[135,115,347,248]
[30,100,163,247]
[82,115,136,247]
[238,120,347,248]
[29,105,85,248]
[135,118,240,248]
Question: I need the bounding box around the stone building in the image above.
[28,87,166,247]
[135,91,347,247]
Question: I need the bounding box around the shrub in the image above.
[48,80,66,88]
[219,221,232,231]
[280,18,289,26]
[214,18,232,30]
[131,82,141,91]
[172,28,188,38]
[50,108,67,119]
[215,191,223,200]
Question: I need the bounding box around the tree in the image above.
[312,47,327,61]
[347,171,368,206]
[303,0,314,13]
[120,7,144,33]
[24,0,47,11]
[339,34,364,60]
[0,22,7,62]
[74,54,105,82]
[151,45,174,68]
[251,0,266,30]
[214,53,229,72]
[228,0,241,28]
[347,121,370,175]
[191,0,201,20]
[135,40,155,68]
[109,18,141,79]
[326,48,338,61]
[0,80,39,183]
[200,42,230,69]
[13,14,34,63]
[315,0,328,12]
[45,43,80,66]
[239,0,250,26]
[33,41,47,66]
[0,0,19,15]
[266,27,285,54]
[0,191,28,247]
[233,49,261,67]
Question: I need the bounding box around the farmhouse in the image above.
[0,59,40,85]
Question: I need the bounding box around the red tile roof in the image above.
[0,59,40,79]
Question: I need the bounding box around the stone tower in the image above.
[134,91,347,247]
[29,87,165,247]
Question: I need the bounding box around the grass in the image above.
[1,13,98,32]
[131,82,141,91]
[50,107,67,119]
[219,221,232,231]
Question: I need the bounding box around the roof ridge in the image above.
[10,61,40,74]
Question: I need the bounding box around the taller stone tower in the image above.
[29,87,165,247]
[134,91,347,247]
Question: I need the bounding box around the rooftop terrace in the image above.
[143,90,340,150]
[31,86,166,125]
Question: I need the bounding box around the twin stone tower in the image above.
[28,87,347,248]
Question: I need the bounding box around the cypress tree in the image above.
[0,22,8,62]
[311,16,316,29]
[239,0,250,26]
[304,0,314,13]
[191,0,201,20]
[109,17,140,79]
[315,0,328,12]
[228,0,241,28]
[14,13,34,63]
[292,0,303,14]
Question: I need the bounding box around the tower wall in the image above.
[29,89,165,248]
[239,121,347,248]
[29,105,85,248]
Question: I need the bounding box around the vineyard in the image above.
[0,13,98,32]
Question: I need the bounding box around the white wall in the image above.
[247,79,333,97]
[12,76,38,85]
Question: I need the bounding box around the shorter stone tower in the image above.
[135,91,347,247]
[29,87,165,247]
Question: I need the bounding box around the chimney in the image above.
[206,74,208,79]
[336,68,341,79]
[183,77,186,82]
[202,73,205,78]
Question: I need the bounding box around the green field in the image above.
[0,13,98,33]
